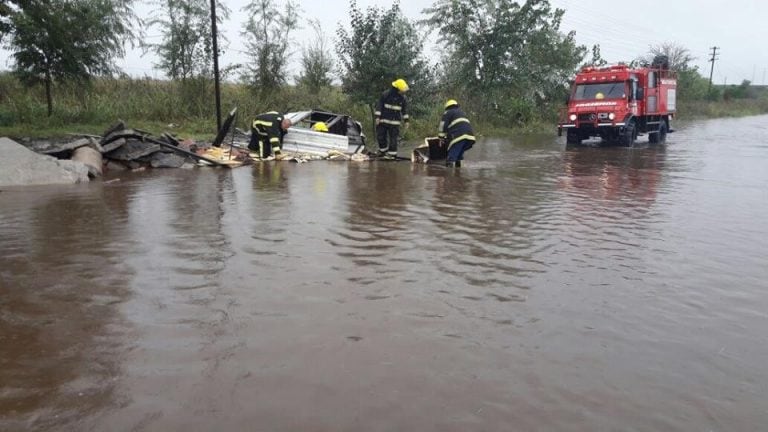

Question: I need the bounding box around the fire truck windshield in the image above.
[573,82,627,100]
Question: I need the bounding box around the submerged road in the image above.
[1,115,767,431]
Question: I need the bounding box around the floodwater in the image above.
[1,115,767,432]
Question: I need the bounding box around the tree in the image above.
[4,0,138,116]
[639,42,710,101]
[146,0,228,81]
[723,79,756,101]
[586,44,607,67]
[296,19,334,94]
[336,0,435,112]
[641,42,696,72]
[0,0,17,40]
[422,0,585,122]
[242,0,300,100]
[145,0,229,116]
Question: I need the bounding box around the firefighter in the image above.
[248,111,292,159]
[438,100,476,167]
[375,78,410,157]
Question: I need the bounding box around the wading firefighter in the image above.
[375,78,410,157]
[438,99,476,167]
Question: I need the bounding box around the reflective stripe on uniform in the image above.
[448,117,470,128]
[449,134,476,146]
[272,146,280,152]
[402,114,410,120]
[384,104,402,111]
[269,137,280,144]
[253,120,273,128]
[374,111,381,116]
[379,119,401,126]
[438,132,447,138]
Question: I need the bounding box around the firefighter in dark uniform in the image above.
[438,99,476,167]
[375,78,410,157]
[248,111,292,159]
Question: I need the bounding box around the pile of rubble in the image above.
[23,121,241,178]
[2,115,393,188]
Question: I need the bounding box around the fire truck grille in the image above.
[578,113,596,122]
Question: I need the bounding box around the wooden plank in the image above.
[142,137,229,167]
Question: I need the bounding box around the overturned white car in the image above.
[281,110,366,156]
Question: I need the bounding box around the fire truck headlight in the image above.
[608,113,616,120]
[569,114,577,122]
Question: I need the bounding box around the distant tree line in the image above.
[1,0,753,126]
[636,42,762,102]
[1,0,139,116]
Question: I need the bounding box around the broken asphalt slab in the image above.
[0,137,90,187]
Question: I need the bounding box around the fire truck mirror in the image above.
[628,79,639,101]
[637,88,644,101]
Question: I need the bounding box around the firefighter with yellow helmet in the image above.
[312,122,329,132]
[248,111,292,159]
[374,78,410,157]
[438,99,475,167]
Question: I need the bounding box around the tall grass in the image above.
[0,74,190,132]
[678,98,768,120]
[3,73,765,140]
[0,73,451,141]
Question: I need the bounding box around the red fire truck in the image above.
[558,58,677,145]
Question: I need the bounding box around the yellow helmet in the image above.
[445,99,458,109]
[392,78,409,92]
[312,121,329,132]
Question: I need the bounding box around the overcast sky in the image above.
[2,0,767,85]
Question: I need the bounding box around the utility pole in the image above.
[708,46,719,94]
[210,0,223,138]
[763,68,766,86]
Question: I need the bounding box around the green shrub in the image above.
[2,72,765,139]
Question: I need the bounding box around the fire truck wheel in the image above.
[658,122,668,143]
[649,122,668,144]
[620,121,636,146]
[566,129,581,145]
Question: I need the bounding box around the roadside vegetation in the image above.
[1,0,766,141]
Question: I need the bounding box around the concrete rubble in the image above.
[0,137,90,187]
[2,121,232,187]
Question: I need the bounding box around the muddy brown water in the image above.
[2,115,768,431]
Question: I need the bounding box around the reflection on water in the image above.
[0,183,136,430]
[561,144,665,203]
[2,115,768,431]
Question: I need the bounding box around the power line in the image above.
[210,0,222,134]
[708,46,719,94]
[552,0,693,55]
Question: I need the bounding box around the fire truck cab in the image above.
[558,57,677,145]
